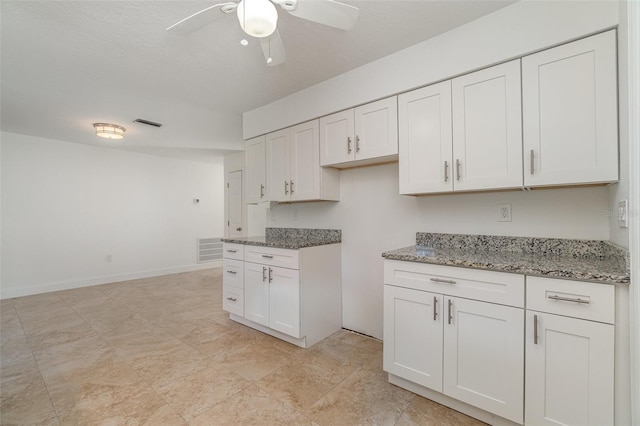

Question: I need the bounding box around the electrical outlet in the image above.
[497,203,512,222]
[618,200,629,228]
[292,209,299,221]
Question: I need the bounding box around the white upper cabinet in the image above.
[399,81,453,194]
[266,120,340,203]
[319,109,354,166]
[400,60,522,194]
[266,128,291,202]
[452,59,523,191]
[320,96,398,168]
[245,135,266,204]
[522,30,618,186]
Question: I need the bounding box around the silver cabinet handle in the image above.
[547,294,590,304]
[226,249,237,253]
[456,159,461,181]
[347,136,352,154]
[260,184,265,198]
[226,297,237,302]
[236,227,242,231]
[262,266,267,282]
[355,135,360,152]
[290,180,294,194]
[226,270,237,275]
[268,267,273,283]
[530,149,535,174]
[430,277,456,284]
[534,314,539,344]
[448,299,453,325]
[444,161,449,182]
[284,180,289,195]
[261,254,274,259]
[433,296,438,321]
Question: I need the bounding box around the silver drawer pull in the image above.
[226,297,237,302]
[226,270,237,275]
[226,249,237,253]
[547,294,590,304]
[430,277,456,284]
[261,254,274,259]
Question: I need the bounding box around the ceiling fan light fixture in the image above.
[237,0,278,38]
[93,123,126,140]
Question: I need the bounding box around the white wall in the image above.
[609,0,631,249]
[244,1,619,138]
[1,132,224,299]
[267,164,611,338]
[242,0,624,339]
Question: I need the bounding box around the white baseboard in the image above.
[0,260,222,300]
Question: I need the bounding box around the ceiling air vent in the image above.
[133,118,162,128]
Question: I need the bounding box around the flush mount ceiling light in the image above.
[237,0,278,38]
[93,123,126,140]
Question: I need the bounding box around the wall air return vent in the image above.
[133,118,163,127]
[198,237,222,263]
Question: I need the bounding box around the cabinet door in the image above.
[354,96,398,161]
[268,266,300,338]
[443,297,524,424]
[244,262,269,326]
[383,285,443,392]
[266,129,291,202]
[522,30,618,186]
[320,109,354,166]
[452,60,523,191]
[525,311,614,426]
[398,81,453,194]
[245,136,266,203]
[290,120,321,202]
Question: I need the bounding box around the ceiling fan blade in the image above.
[259,29,286,66]
[167,2,238,35]
[285,0,359,30]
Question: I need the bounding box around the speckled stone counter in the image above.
[382,233,630,285]
[222,227,341,249]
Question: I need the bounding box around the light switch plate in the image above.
[618,200,629,228]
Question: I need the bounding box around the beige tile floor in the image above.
[0,268,486,426]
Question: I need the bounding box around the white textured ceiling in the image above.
[1,1,514,163]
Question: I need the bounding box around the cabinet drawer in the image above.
[222,285,244,316]
[223,243,244,260]
[384,260,524,307]
[223,259,244,288]
[526,276,614,324]
[244,245,300,269]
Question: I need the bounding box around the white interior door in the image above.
[226,170,243,238]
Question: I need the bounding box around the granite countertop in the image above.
[382,233,630,285]
[222,227,341,250]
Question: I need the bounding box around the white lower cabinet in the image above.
[384,261,618,426]
[525,276,615,426]
[224,243,342,348]
[245,261,300,338]
[383,260,524,424]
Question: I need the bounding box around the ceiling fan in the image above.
[166,0,359,66]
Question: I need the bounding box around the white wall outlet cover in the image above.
[618,200,629,228]
[497,203,512,222]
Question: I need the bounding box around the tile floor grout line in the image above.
[10,297,62,423]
